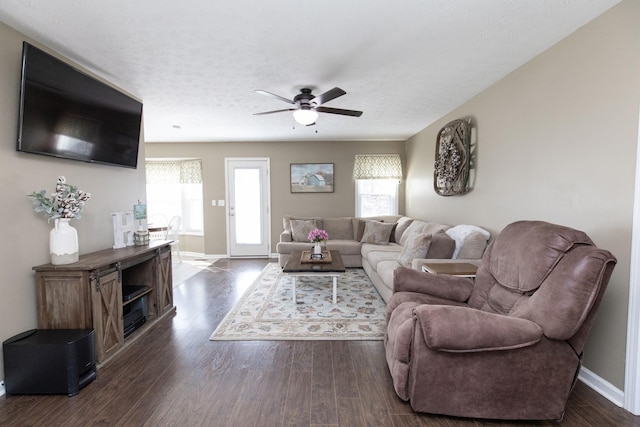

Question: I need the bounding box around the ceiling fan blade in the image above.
[254,90,295,105]
[312,87,346,105]
[253,108,297,116]
[316,106,363,117]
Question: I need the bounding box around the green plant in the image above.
[28,176,91,221]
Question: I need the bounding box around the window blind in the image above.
[146,159,203,184]
[353,154,403,180]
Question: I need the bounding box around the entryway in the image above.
[225,158,271,257]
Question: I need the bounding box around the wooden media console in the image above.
[33,241,175,367]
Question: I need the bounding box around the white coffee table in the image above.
[282,250,345,304]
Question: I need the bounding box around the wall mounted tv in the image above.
[16,42,143,169]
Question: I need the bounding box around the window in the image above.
[145,159,204,234]
[353,154,403,217]
[356,179,399,216]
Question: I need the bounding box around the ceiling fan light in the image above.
[293,109,318,125]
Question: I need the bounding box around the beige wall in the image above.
[1,0,637,396]
[405,1,640,389]
[145,141,406,255]
[0,24,147,379]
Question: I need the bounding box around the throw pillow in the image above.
[425,229,456,259]
[360,220,395,244]
[290,219,317,242]
[397,233,432,267]
[457,231,490,259]
[446,225,491,259]
[392,217,414,244]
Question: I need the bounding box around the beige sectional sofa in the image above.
[276,215,490,302]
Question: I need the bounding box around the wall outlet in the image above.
[211,200,217,206]
[218,200,225,207]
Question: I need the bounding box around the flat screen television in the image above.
[16,42,143,169]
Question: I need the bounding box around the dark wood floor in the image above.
[1,258,639,426]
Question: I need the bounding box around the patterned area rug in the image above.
[209,263,386,340]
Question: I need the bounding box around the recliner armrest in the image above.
[279,230,292,242]
[414,305,543,352]
[393,266,473,303]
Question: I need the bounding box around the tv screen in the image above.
[17,42,143,169]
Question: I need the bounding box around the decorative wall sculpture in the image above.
[434,118,472,196]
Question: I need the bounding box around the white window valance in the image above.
[146,159,203,184]
[353,154,403,180]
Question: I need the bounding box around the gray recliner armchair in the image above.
[384,220,616,420]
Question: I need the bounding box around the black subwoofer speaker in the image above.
[3,329,96,396]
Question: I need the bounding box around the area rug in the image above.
[209,263,386,340]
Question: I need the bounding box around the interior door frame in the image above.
[224,157,271,258]
[624,108,640,414]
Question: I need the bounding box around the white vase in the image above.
[313,241,322,255]
[50,218,79,265]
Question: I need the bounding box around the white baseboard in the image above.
[579,366,624,407]
[178,252,231,261]
[178,251,207,259]
[181,252,278,260]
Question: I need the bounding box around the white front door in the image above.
[225,158,270,257]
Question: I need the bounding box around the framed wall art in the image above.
[290,163,334,193]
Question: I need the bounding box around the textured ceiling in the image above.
[0,0,621,143]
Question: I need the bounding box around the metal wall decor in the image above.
[434,118,472,196]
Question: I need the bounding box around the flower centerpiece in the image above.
[28,176,91,265]
[308,228,329,258]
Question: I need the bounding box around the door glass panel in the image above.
[234,168,262,244]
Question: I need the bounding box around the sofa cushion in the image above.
[398,233,432,267]
[367,249,402,269]
[325,240,362,256]
[290,219,317,242]
[377,260,401,291]
[323,217,354,240]
[360,220,395,244]
[392,216,414,244]
[361,242,402,258]
[354,218,366,241]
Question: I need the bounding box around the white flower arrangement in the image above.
[28,176,91,221]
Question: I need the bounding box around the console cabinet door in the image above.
[36,271,92,329]
[156,249,173,314]
[91,270,124,362]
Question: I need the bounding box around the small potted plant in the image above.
[28,176,91,265]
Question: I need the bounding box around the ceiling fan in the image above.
[253,87,363,126]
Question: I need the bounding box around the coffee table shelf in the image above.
[282,250,345,304]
